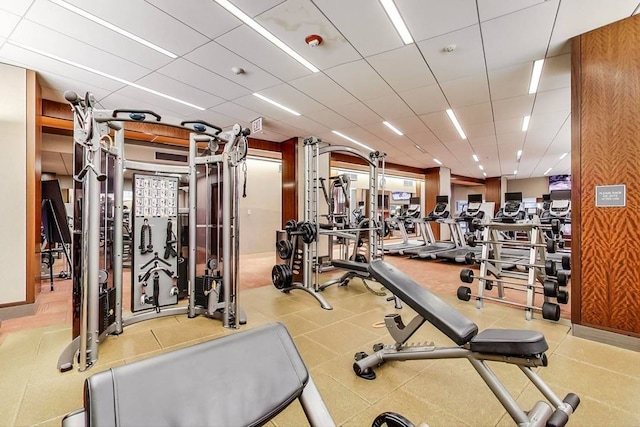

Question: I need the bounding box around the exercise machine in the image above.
[353,260,580,427]
[400,195,459,258]
[434,194,485,262]
[57,90,249,372]
[494,192,526,223]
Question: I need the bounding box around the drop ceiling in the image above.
[1,0,638,178]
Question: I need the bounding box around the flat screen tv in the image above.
[549,175,571,191]
[391,191,411,201]
[468,194,483,203]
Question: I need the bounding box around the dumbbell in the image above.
[467,235,555,253]
[556,270,570,286]
[562,255,571,271]
[461,254,557,276]
[457,286,561,321]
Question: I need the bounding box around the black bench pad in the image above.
[470,329,548,356]
[332,259,369,273]
[368,260,478,346]
[84,323,308,427]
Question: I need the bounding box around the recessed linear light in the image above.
[528,59,544,94]
[514,170,518,175]
[445,108,466,139]
[522,115,530,132]
[253,93,300,116]
[7,40,205,110]
[213,0,319,73]
[483,172,487,177]
[382,121,403,136]
[472,154,479,162]
[517,150,523,161]
[331,130,374,152]
[379,0,413,44]
[49,0,177,58]
[478,165,484,170]
[544,167,552,175]
[559,152,568,160]
[433,158,442,165]
[415,144,425,152]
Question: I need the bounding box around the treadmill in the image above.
[400,195,458,258]
[494,192,526,223]
[383,205,427,254]
[435,194,486,263]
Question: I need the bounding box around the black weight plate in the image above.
[460,268,474,284]
[562,255,571,271]
[284,219,298,237]
[464,252,476,265]
[271,264,292,290]
[545,260,557,277]
[276,239,293,260]
[543,280,559,297]
[557,271,569,286]
[466,235,477,247]
[557,290,569,304]
[350,253,367,263]
[546,239,556,254]
[542,302,561,321]
[457,286,472,301]
[484,280,493,291]
[300,222,316,244]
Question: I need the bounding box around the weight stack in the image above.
[98,287,116,335]
[177,257,188,298]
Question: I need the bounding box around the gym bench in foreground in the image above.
[353,260,579,427]
[62,323,413,427]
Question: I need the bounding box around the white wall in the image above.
[0,64,27,304]
[452,184,486,213]
[507,177,549,199]
[238,157,282,255]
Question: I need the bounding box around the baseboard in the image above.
[573,324,640,352]
[0,303,36,321]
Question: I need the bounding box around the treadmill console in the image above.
[549,190,571,220]
[495,192,525,222]
[459,194,485,220]
[425,195,450,221]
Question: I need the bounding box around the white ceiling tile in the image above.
[367,45,436,92]
[256,0,360,70]
[259,83,325,115]
[146,0,240,39]
[465,121,495,139]
[538,54,570,92]
[279,115,330,135]
[532,88,570,114]
[488,61,532,100]
[0,9,20,38]
[210,102,266,123]
[481,0,559,70]
[0,0,33,15]
[215,25,311,82]
[455,102,494,126]
[10,20,150,81]
[305,109,354,129]
[325,60,393,101]
[332,102,380,126]
[233,93,299,121]
[182,109,238,129]
[527,112,569,138]
[497,132,526,147]
[548,0,639,56]
[492,95,534,120]
[441,73,490,108]
[249,128,289,142]
[495,117,525,135]
[232,0,287,17]
[260,119,302,139]
[62,0,208,56]
[388,116,429,137]
[470,135,498,148]
[364,94,414,120]
[397,0,479,42]
[420,111,461,142]
[186,41,282,92]
[37,70,112,98]
[0,42,127,91]
[477,0,544,22]
[288,73,357,107]
[157,59,250,101]
[134,72,225,110]
[417,25,486,83]
[26,0,172,70]
[312,0,403,56]
[398,84,448,115]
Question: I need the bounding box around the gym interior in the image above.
[1,1,639,426]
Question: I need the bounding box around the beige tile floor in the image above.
[1,260,640,426]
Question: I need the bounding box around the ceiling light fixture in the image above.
[382,121,403,136]
[483,172,487,177]
[446,108,467,139]
[213,0,319,73]
[478,165,484,170]
[559,152,568,160]
[49,0,177,58]
[415,144,425,152]
[379,0,413,44]
[528,59,544,94]
[433,158,442,165]
[253,93,301,116]
[332,130,374,152]
[472,154,479,162]
[517,150,523,161]
[514,170,518,175]
[7,40,205,110]
[522,115,530,132]
[544,167,552,175]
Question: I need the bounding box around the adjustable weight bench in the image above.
[353,260,579,427]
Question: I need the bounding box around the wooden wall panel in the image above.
[571,36,583,325]
[281,137,298,228]
[485,177,502,215]
[574,15,640,336]
[26,70,41,302]
[424,168,440,240]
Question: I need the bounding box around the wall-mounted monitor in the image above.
[409,197,421,205]
[549,175,571,191]
[391,191,412,201]
[468,194,483,203]
[505,192,523,202]
[436,195,449,203]
[542,194,551,201]
[550,189,571,201]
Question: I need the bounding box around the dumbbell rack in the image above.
[463,220,566,321]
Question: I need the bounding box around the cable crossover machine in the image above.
[57,91,250,372]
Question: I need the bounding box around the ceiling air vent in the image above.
[403,180,413,187]
[155,152,187,163]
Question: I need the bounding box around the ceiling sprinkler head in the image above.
[443,44,456,53]
[231,66,245,75]
[305,34,323,47]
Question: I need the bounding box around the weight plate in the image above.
[542,302,561,321]
[464,252,476,265]
[459,268,474,284]
[543,280,559,297]
[350,253,367,263]
[98,269,109,285]
[284,219,298,237]
[561,255,571,271]
[300,222,316,244]
[546,239,556,254]
[457,286,472,301]
[271,264,293,290]
[276,239,293,260]
[206,258,218,271]
[545,260,557,277]
[557,290,569,304]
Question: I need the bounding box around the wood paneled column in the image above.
[485,177,502,215]
[281,137,298,228]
